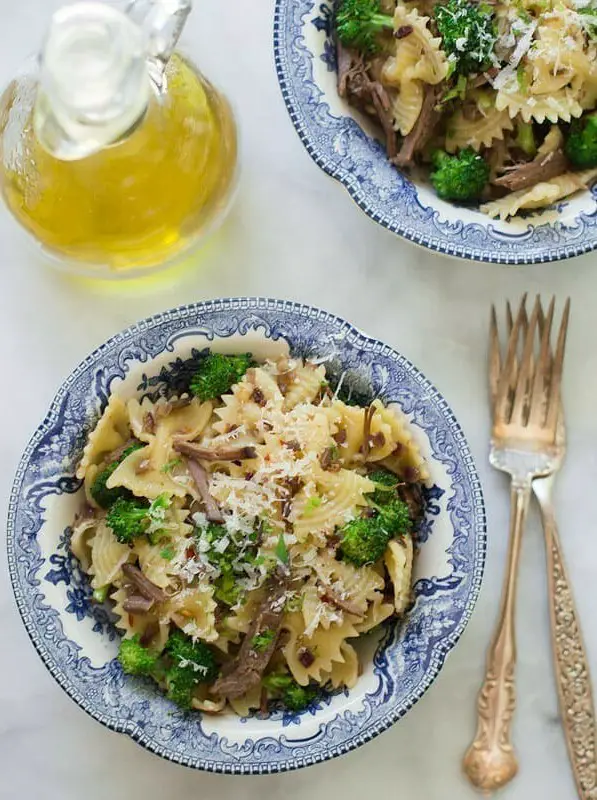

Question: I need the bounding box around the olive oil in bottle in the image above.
[0,1,238,276]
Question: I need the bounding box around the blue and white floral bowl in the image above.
[274,0,597,264]
[7,298,486,773]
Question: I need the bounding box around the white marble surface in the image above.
[1,1,597,798]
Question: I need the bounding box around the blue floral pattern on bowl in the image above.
[274,0,597,264]
[7,298,486,773]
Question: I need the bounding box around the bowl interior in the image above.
[8,299,485,772]
[274,0,597,263]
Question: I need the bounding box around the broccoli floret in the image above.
[430,148,489,202]
[164,630,219,709]
[284,683,319,712]
[90,442,144,509]
[189,353,253,401]
[368,468,399,504]
[263,673,318,712]
[378,497,412,537]
[106,497,150,543]
[339,471,412,565]
[370,469,413,534]
[90,467,127,509]
[118,635,158,676]
[106,493,171,545]
[565,114,597,168]
[338,516,392,566]
[336,0,394,54]
[434,0,496,75]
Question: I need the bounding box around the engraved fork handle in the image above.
[463,482,531,792]
[533,476,597,800]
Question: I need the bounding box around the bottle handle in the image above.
[126,0,192,80]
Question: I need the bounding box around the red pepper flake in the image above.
[186,545,196,560]
[128,614,134,628]
[395,25,413,38]
[298,648,315,668]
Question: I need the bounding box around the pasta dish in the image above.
[71,353,427,715]
[335,0,597,219]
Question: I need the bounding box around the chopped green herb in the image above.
[161,458,182,474]
[275,533,290,565]
[147,531,166,545]
[251,630,276,652]
[441,74,468,105]
[516,64,528,93]
[160,545,175,561]
[285,592,304,613]
[303,496,323,516]
[515,121,536,157]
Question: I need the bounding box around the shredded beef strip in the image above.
[173,440,257,462]
[140,621,160,646]
[398,482,425,526]
[155,397,192,420]
[337,40,355,99]
[360,404,376,458]
[371,82,398,159]
[318,582,364,618]
[492,149,570,192]
[394,84,442,168]
[213,572,291,699]
[122,563,166,604]
[336,42,397,158]
[104,438,141,465]
[319,445,341,471]
[123,595,155,614]
[187,458,225,524]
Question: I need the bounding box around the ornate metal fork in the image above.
[533,414,597,798]
[463,295,571,793]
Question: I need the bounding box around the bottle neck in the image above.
[34,2,151,161]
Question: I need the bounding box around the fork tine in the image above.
[529,297,555,428]
[510,296,541,427]
[507,298,524,401]
[495,294,527,426]
[506,301,514,333]
[545,298,571,435]
[489,305,501,409]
